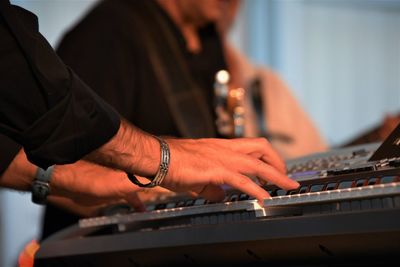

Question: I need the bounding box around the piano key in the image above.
[361,199,372,210]
[355,179,366,187]
[275,189,286,196]
[176,201,186,208]
[79,183,400,229]
[229,194,239,202]
[350,200,361,211]
[217,214,225,224]
[338,181,353,189]
[382,197,394,209]
[320,203,332,213]
[340,201,351,212]
[371,199,382,209]
[194,198,206,206]
[325,182,337,190]
[380,176,396,184]
[394,196,400,207]
[146,204,155,211]
[299,186,309,194]
[155,203,167,210]
[209,215,218,224]
[239,193,249,201]
[185,199,195,206]
[303,205,321,214]
[166,202,176,209]
[368,178,378,185]
[309,184,324,192]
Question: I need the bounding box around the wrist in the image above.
[0,149,37,191]
[31,165,55,205]
[87,119,160,177]
[127,136,170,188]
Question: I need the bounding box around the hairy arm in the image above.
[88,119,299,202]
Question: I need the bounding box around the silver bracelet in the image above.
[127,136,170,188]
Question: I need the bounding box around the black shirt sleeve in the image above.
[0,1,120,168]
[0,134,21,175]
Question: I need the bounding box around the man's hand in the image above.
[50,161,145,211]
[0,149,146,212]
[161,137,299,202]
[91,120,299,203]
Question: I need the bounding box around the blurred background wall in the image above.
[1,0,399,266]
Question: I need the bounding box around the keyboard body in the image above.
[35,141,400,267]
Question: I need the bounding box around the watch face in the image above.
[32,181,50,205]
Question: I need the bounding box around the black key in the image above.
[185,199,195,206]
[382,197,394,209]
[176,201,186,208]
[325,182,337,190]
[368,178,379,185]
[229,194,239,202]
[320,203,332,213]
[239,193,249,201]
[209,215,218,224]
[394,197,400,208]
[194,198,206,206]
[371,199,382,209]
[355,179,366,187]
[338,181,353,189]
[146,204,155,211]
[340,201,351,212]
[351,200,361,211]
[361,200,372,210]
[299,186,309,194]
[275,189,286,196]
[310,184,324,192]
[166,202,176,209]
[155,203,167,210]
[380,176,396,184]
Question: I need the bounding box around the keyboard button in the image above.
[175,201,186,208]
[194,198,206,206]
[146,204,155,211]
[338,181,353,189]
[325,182,337,190]
[155,203,167,210]
[166,202,176,209]
[380,176,396,184]
[299,186,309,194]
[229,194,239,202]
[275,189,286,196]
[355,179,366,187]
[368,178,379,185]
[239,193,249,201]
[310,184,324,192]
[185,199,195,206]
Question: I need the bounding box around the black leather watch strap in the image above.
[31,165,54,205]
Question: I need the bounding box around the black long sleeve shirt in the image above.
[0,0,120,170]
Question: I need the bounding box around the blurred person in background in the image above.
[1,1,298,265]
[39,0,327,241]
[40,0,234,241]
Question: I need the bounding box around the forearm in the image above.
[86,119,160,177]
[0,4,120,169]
[0,149,36,191]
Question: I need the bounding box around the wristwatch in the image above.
[31,165,54,205]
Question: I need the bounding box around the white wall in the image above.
[236,0,400,145]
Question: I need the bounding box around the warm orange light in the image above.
[18,240,40,267]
